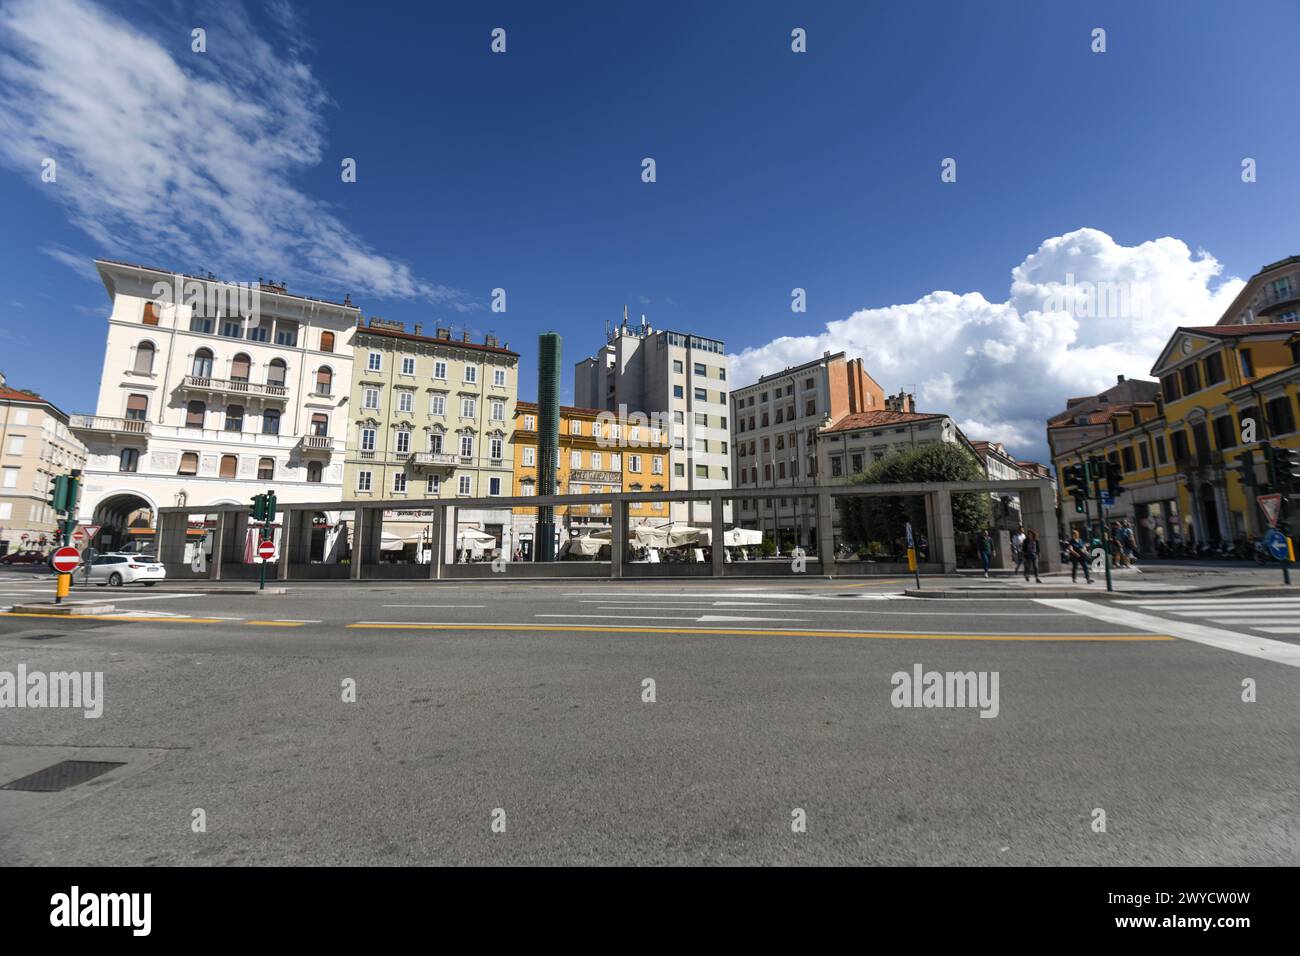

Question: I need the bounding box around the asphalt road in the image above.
[1,568,1296,865]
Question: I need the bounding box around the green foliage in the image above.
[839,442,991,547]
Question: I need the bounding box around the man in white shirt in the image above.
[1010,525,1026,575]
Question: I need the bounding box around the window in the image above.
[491,401,504,421]
[1160,374,1181,402]
[524,414,535,430]
[571,420,582,435]
[1154,435,1167,464]
[673,360,683,373]
[629,454,641,472]
[571,451,581,468]
[674,463,685,477]
[426,474,441,495]
[591,452,602,469]
[247,324,269,343]
[133,341,156,373]
[218,454,238,479]
[192,348,214,377]
[461,398,476,418]
[186,400,206,428]
[458,475,472,495]
[1138,443,1150,469]
[523,447,535,467]
[1,466,15,488]
[119,448,139,473]
[368,352,382,372]
[311,413,329,437]
[1240,349,1254,378]
[126,394,148,421]
[316,367,333,394]
[696,464,708,478]
[673,385,684,398]
[357,470,372,492]
[398,391,413,413]
[190,314,213,334]
[307,461,323,483]
[851,452,864,473]
[363,388,380,410]
[224,404,244,432]
[267,359,287,387]
[434,361,447,380]
[178,452,199,475]
[1212,416,1235,451]
[401,356,415,376]
[1203,351,1225,386]
[694,388,707,401]
[361,428,376,452]
[1266,396,1296,435]
[520,482,534,496]
[490,437,503,461]
[230,353,251,382]
[695,412,707,426]
[805,399,817,416]
[429,433,443,453]
[493,369,506,387]
[694,362,706,376]
[489,477,502,496]
[262,409,280,435]
[431,394,446,416]
[395,430,411,454]
[652,456,663,475]
[393,472,407,493]
[1180,363,1201,395]
[142,302,159,325]
[221,319,242,338]
[464,364,477,383]
[320,330,335,353]
[1121,446,1135,472]
[460,435,474,458]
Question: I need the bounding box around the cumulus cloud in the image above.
[0,0,474,309]
[731,228,1246,462]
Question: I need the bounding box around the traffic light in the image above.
[1271,446,1300,494]
[250,493,267,521]
[265,491,277,523]
[1064,463,1088,498]
[48,475,70,513]
[1105,459,1125,498]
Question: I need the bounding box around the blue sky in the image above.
[1,0,1297,460]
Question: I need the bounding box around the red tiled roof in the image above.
[0,386,46,403]
[822,409,945,432]
[355,324,519,357]
[516,400,606,417]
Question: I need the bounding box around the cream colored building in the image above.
[344,321,520,558]
[1,384,88,556]
[71,259,359,553]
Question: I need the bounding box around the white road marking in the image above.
[1036,598,1300,668]
[381,604,487,608]
[535,613,701,621]
[70,592,205,603]
[1115,599,1300,607]
[697,615,808,622]
[1257,627,1300,634]
[267,619,322,623]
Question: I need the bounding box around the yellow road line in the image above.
[246,620,306,627]
[345,622,1171,641]
[0,611,225,623]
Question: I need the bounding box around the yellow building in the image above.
[511,401,669,559]
[1051,322,1300,552]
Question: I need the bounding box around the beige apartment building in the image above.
[0,384,89,556]
[344,320,520,557]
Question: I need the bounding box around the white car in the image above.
[85,553,166,587]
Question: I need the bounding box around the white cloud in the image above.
[0,0,474,309]
[731,228,1246,463]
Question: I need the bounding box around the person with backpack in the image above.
[1022,529,1042,583]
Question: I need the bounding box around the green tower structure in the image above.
[536,332,562,561]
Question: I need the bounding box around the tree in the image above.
[839,442,991,549]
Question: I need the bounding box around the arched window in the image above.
[178,452,199,475]
[315,366,333,395]
[219,454,238,479]
[320,331,335,353]
[267,358,287,387]
[192,348,214,377]
[186,400,206,428]
[257,457,275,480]
[133,341,156,373]
[310,413,329,437]
[224,404,244,432]
[262,409,281,435]
[230,353,251,382]
[306,461,323,483]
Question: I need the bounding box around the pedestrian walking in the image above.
[1067,530,1093,583]
[1011,525,1026,575]
[979,530,993,578]
[1022,529,1042,583]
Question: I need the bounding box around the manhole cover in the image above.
[22,633,62,641]
[0,760,126,792]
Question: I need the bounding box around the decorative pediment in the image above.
[1151,331,1216,375]
[357,416,382,427]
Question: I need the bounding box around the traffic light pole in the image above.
[1092,466,1113,593]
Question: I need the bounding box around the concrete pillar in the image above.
[349,509,365,580]
[816,491,835,576]
[277,509,298,581]
[710,494,726,577]
[157,510,188,567]
[210,512,227,581]
[611,499,626,579]
[1020,483,1061,573]
[428,506,443,580]
[935,489,957,573]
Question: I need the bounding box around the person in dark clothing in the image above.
[1067,529,1092,583]
[979,530,993,578]
[1022,528,1042,583]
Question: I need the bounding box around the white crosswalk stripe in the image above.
[1111,596,1300,640]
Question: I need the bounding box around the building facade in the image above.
[344,321,519,556]
[574,312,731,525]
[1,386,88,556]
[1215,255,1300,327]
[71,260,358,554]
[510,401,670,558]
[730,351,885,548]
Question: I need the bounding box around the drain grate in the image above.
[0,760,126,792]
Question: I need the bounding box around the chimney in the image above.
[485,333,498,348]
[461,330,471,343]
[435,326,451,339]
[1117,374,1126,383]
[413,323,423,336]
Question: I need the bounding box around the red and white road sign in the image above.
[72,528,86,543]
[1258,493,1283,529]
[51,546,80,574]
[257,540,276,561]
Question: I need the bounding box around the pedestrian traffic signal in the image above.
[250,493,267,521]
[1104,460,1125,497]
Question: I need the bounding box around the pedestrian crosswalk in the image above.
[1114,597,1300,635]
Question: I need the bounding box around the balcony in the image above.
[1255,280,1300,315]
[182,375,288,400]
[70,414,149,435]
[298,435,334,455]
[408,451,458,469]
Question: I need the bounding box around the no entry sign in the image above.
[51,546,80,574]
[257,540,276,561]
